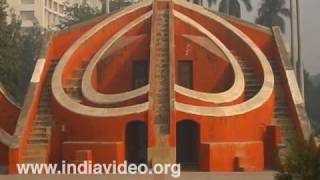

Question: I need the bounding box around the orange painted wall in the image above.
[61,8,151,87]
[46,5,152,164]
[0,93,20,134]
[0,145,9,165]
[171,4,280,171]
[174,35,233,93]
[168,89,275,171]
[30,2,282,172]
[226,19,277,60]
[0,92,20,165]
[97,35,150,94]
[174,5,266,79]
[62,142,125,164]
[51,96,148,164]
[0,2,294,173]
[205,142,264,171]
[173,17,241,107]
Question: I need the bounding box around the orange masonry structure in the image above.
[0,0,313,174]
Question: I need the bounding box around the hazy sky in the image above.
[202,0,320,76]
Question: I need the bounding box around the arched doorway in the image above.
[176,120,200,170]
[126,121,147,165]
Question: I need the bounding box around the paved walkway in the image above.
[0,171,277,180]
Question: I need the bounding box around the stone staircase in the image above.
[64,60,89,104]
[237,58,261,100]
[269,60,294,163]
[154,10,170,139]
[23,61,58,163]
[149,8,175,164]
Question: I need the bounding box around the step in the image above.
[32,127,50,135]
[67,89,82,97]
[42,90,52,96]
[23,62,55,164]
[244,72,256,77]
[38,106,51,113]
[275,107,288,112]
[34,120,52,127]
[275,114,289,119]
[276,98,287,104]
[67,78,81,86]
[36,113,52,119]
[30,131,49,138]
[25,145,48,154]
[35,116,52,123]
[153,9,171,148]
[240,66,252,71]
[28,136,49,144]
[277,143,287,149]
[246,84,261,89]
[26,143,48,148]
[245,78,260,83]
[32,126,47,132]
[64,86,80,94]
[246,87,260,91]
[24,156,47,163]
[72,68,85,77]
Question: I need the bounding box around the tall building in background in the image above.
[7,0,102,29]
[70,0,101,9]
[7,0,66,28]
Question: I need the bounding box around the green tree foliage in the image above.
[219,0,252,18]
[0,0,44,104]
[256,0,290,32]
[17,24,44,102]
[58,0,137,30]
[58,0,100,30]
[100,0,108,14]
[108,0,134,13]
[206,0,252,18]
[304,70,320,134]
[0,1,22,103]
[0,0,6,22]
[186,0,202,5]
[276,136,320,180]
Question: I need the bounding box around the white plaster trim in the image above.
[173,0,274,117]
[51,1,152,117]
[286,70,304,105]
[0,128,15,147]
[31,58,46,83]
[0,85,20,108]
[174,11,244,104]
[81,12,152,105]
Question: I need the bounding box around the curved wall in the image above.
[1,0,310,174]
[0,88,20,166]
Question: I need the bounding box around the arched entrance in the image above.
[176,120,200,170]
[126,121,147,164]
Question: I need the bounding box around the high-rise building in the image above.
[7,0,102,29]
[7,0,66,28]
[70,0,101,9]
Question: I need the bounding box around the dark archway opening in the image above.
[176,120,200,170]
[126,121,148,165]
